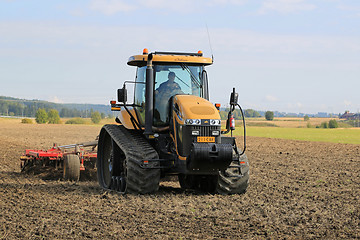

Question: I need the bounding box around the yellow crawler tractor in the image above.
[97,49,249,194]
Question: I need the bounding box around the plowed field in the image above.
[0,119,359,239]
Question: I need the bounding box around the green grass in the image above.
[65,118,87,124]
[229,127,360,145]
[21,118,33,124]
[239,122,278,127]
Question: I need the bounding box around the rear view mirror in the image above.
[230,88,238,105]
[118,88,127,103]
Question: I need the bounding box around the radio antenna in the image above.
[206,23,214,62]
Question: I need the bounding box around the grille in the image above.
[192,125,220,137]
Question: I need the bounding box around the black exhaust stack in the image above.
[144,53,154,136]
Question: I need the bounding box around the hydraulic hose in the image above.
[236,103,246,156]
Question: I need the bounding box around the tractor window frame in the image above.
[133,64,206,127]
[153,64,204,127]
[133,66,147,126]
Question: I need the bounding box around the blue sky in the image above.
[1,0,359,114]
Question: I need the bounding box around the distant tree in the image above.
[219,111,228,120]
[101,112,105,119]
[0,103,8,115]
[328,119,338,128]
[48,109,61,124]
[91,111,101,124]
[320,122,328,128]
[65,118,86,124]
[21,118,33,124]
[304,115,310,121]
[35,108,48,124]
[60,108,68,118]
[244,109,261,118]
[253,111,261,118]
[265,111,274,121]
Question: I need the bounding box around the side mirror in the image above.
[118,88,127,103]
[230,88,238,105]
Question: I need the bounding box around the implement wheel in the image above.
[63,154,80,181]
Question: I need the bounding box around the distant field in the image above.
[230,127,360,145]
[0,117,115,125]
[243,117,338,128]
[2,117,359,145]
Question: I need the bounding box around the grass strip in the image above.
[229,127,360,145]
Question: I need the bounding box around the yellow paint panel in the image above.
[118,108,139,130]
[173,95,220,120]
[128,54,213,66]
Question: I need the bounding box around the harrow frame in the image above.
[20,141,98,180]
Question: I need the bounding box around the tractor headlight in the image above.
[191,130,200,136]
[210,119,221,126]
[185,119,201,125]
[211,130,220,136]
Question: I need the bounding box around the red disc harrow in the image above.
[20,140,98,181]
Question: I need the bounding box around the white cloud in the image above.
[207,0,247,6]
[337,4,360,17]
[286,102,303,110]
[89,0,136,15]
[48,96,64,104]
[138,0,199,13]
[87,0,248,15]
[344,100,352,106]
[265,95,278,102]
[1,21,360,110]
[258,0,316,14]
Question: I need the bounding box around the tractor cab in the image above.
[115,49,213,131]
[134,64,206,127]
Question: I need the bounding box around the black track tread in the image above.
[216,153,249,194]
[63,154,80,181]
[102,124,160,194]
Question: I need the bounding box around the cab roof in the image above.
[127,50,213,67]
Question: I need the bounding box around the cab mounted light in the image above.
[215,103,221,110]
[197,50,203,56]
[110,100,116,105]
[143,48,148,55]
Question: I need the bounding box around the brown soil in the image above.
[0,119,359,239]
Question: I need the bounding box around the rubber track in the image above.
[102,124,160,194]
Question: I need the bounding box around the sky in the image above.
[0,0,359,114]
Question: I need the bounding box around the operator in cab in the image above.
[154,71,183,124]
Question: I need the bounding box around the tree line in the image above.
[34,108,103,124]
[219,109,261,120]
[0,97,110,118]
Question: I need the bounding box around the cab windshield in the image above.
[134,64,204,127]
